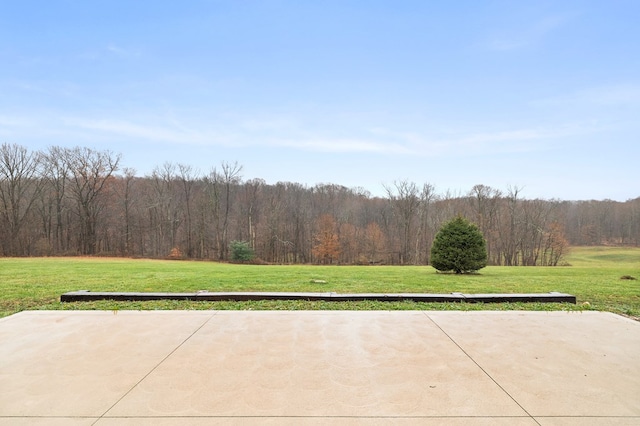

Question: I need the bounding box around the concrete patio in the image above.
[1,310,638,425]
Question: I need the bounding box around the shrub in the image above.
[230,240,255,262]
[167,247,184,259]
[430,216,487,274]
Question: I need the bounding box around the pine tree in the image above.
[430,216,487,274]
[230,240,255,262]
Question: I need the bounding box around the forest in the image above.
[1,143,639,265]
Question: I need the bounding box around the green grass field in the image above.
[1,246,638,318]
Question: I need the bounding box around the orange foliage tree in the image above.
[542,222,570,266]
[312,214,341,264]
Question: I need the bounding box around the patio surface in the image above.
[1,310,638,425]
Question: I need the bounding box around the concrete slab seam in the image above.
[91,311,219,425]
[90,415,640,419]
[422,312,542,426]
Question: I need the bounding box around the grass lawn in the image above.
[1,246,638,318]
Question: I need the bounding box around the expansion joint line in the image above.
[422,312,541,426]
[91,312,220,425]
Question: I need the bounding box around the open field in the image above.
[1,246,638,318]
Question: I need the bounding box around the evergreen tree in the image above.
[430,216,487,273]
[230,240,255,262]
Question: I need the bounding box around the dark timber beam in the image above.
[60,290,576,304]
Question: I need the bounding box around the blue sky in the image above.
[1,1,638,200]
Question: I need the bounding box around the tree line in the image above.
[1,143,639,264]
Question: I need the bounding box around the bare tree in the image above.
[0,143,44,255]
[177,164,199,257]
[384,180,421,264]
[239,178,264,251]
[497,185,523,265]
[65,147,120,254]
[415,182,436,264]
[148,163,181,257]
[2,142,637,261]
[468,184,502,263]
[363,222,386,263]
[219,161,242,260]
[627,198,640,246]
[41,146,72,253]
[113,167,137,255]
[339,222,358,264]
[205,161,243,260]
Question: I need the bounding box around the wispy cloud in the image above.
[274,137,412,154]
[363,124,583,157]
[533,84,640,107]
[0,114,34,127]
[79,44,141,61]
[64,115,413,154]
[0,107,600,160]
[64,117,215,145]
[483,15,568,51]
[106,43,140,57]
[434,124,599,156]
